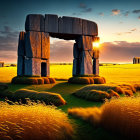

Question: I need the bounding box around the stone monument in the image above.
[17,14,100,77]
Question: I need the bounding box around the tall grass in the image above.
[68,97,140,140]
[0,101,73,140]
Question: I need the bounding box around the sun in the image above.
[92,42,100,48]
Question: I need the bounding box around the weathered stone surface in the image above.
[45,14,58,33]
[25,14,44,32]
[17,56,24,76]
[59,16,82,35]
[93,49,99,59]
[72,18,82,34]
[80,52,93,75]
[93,58,99,75]
[82,19,98,36]
[79,50,93,59]
[25,31,41,58]
[24,57,41,76]
[73,58,80,75]
[41,59,50,76]
[41,32,50,59]
[73,43,80,58]
[76,36,93,51]
[18,32,25,56]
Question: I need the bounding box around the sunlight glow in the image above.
[92,42,100,48]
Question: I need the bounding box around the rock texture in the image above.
[25,14,98,36]
[25,31,41,58]
[93,59,99,75]
[17,56,24,76]
[59,16,82,35]
[18,32,25,56]
[25,14,44,32]
[25,58,41,76]
[82,19,98,36]
[41,32,50,59]
[80,51,93,75]
[45,14,58,33]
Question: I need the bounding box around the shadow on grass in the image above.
[70,115,124,140]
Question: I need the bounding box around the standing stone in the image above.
[73,43,80,58]
[24,57,41,76]
[76,36,93,51]
[93,59,99,75]
[79,51,93,75]
[82,19,98,36]
[73,58,80,76]
[133,58,136,64]
[18,32,25,56]
[25,14,45,32]
[93,49,99,59]
[46,59,50,76]
[25,31,41,58]
[138,58,140,64]
[45,14,58,33]
[17,56,24,76]
[135,58,138,64]
[41,32,50,59]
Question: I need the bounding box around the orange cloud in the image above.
[112,9,120,15]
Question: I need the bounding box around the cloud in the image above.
[131,28,137,32]
[100,41,140,63]
[112,9,120,16]
[0,26,18,52]
[115,28,137,36]
[132,10,140,14]
[115,32,132,36]
[124,11,130,16]
[79,3,92,13]
[79,3,87,9]
[99,12,104,16]
[138,16,140,19]
[50,40,73,62]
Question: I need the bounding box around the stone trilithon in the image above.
[17,14,100,77]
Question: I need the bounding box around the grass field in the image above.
[0,64,140,139]
[0,64,140,84]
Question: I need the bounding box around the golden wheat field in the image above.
[68,96,140,140]
[0,101,73,140]
[0,64,140,84]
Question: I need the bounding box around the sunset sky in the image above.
[0,0,140,63]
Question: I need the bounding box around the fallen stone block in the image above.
[25,14,45,32]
